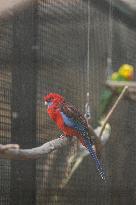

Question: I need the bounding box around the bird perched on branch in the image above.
[44,93,106,180]
[100,64,134,116]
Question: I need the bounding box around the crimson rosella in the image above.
[44,93,106,180]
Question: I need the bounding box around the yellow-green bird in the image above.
[112,64,134,81]
[100,64,134,117]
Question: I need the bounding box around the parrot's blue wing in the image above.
[60,105,106,180]
[60,111,86,132]
[60,102,88,129]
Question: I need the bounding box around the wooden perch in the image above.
[0,123,110,160]
[99,86,128,138]
[0,144,19,153]
[106,80,136,88]
[106,80,136,101]
[0,111,113,161]
[0,136,76,160]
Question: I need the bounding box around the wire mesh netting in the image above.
[0,0,136,205]
[0,20,13,205]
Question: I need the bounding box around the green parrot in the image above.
[100,64,134,117]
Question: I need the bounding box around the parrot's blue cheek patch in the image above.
[47,102,53,107]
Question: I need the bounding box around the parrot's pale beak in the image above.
[44,101,48,106]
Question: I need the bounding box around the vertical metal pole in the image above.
[10,3,37,205]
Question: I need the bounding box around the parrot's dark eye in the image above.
[48,97,53,102]
[46,97,54,103]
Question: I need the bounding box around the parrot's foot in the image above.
[59,134,65,139]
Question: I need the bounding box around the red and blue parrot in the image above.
[44,93,106,180]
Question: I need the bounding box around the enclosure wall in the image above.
[0,0,136,205]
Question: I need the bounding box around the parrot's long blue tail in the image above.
[82,132,106,180]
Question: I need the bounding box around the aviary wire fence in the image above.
[0,0,136,205]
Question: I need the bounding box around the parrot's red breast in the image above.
[47,101,83,140]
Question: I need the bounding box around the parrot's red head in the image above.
[44,93,65,106]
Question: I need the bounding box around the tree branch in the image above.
[0,109,113,160]
[0,122,111,160]
[0,136,76,160]
[99,85,128,138]
[106,80,136,102]
[0,144,20,153]
[0,120,111,160]
[106,80,136,88]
